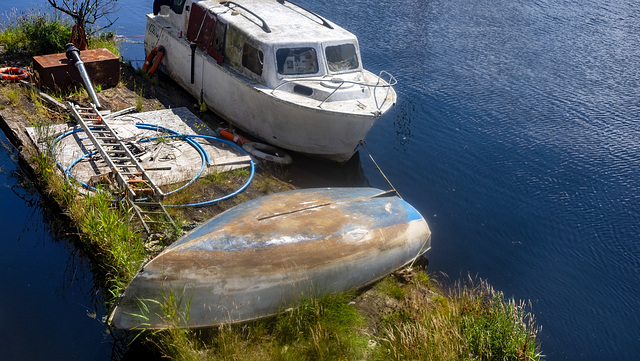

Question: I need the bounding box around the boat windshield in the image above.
[325,44,359,72]
[276,47,319,75]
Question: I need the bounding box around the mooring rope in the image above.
[358,140,402,199]
[359,140,433,270]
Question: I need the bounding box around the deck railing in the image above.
[271,71,397,113]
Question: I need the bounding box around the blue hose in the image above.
[134,123,255,205]
[136,123,212,165]
[163,134,256,207]
[50,122,255,207]
[53,127,106,192]
[137,133,207,196]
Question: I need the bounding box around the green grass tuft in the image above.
[0,11,71,55]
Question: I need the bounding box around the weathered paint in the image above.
[108,188,431,329]
[144,0,397,162]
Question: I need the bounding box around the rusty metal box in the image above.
[32,48,120,90]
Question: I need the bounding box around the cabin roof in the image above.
[200,0,358,45]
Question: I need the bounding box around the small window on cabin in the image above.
[276,48,319,75]
[326,44,359,72]
[242,43,264,76]
[170,0,186,14]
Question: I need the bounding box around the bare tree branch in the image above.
[47,0,120,35]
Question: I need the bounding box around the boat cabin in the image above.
[153,0,365,89]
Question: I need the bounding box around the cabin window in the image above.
[325,44,359,72]
[242,43,264,76]
[170,0,186,14]
[276,48,319,75]
[206,20,226,65]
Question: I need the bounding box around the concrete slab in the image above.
[26,107,250,190]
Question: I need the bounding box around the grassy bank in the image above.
[0,13,542,360]
[144,273,541,361]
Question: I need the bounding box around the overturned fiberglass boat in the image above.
[108,188,430,329]
[145,0,397,162]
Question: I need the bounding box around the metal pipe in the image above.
[190,42,196,84]
[65,43,102,109]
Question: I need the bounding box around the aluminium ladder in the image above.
[68,103,175,235]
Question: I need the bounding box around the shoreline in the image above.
[0,58,541,360]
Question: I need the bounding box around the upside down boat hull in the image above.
[108,188,431,329]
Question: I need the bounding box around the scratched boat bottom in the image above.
[108,188,432,329]
[26,107,251,189]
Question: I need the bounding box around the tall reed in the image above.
[372,274,542,360]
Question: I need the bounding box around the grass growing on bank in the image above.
[149,292,369,361]
[88,31,120,58]
[0,10,71,55]
[142,271,541,361]
[1,9,120,57]
[372,274,541,360]
[29,131,151,302]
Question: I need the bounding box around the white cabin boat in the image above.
[145,0,397,162]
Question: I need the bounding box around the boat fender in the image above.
[142,45,165,75]
[242,142,292,165]
[0,67,30,81]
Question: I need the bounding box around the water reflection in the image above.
[286,150,370,188]
[0,136,113,360]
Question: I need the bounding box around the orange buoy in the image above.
[0,67,29,81]
[142,45,165,75]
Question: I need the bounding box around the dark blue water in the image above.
[346,0,640,359]
[2,0,640,360]
[0,135,113,359]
